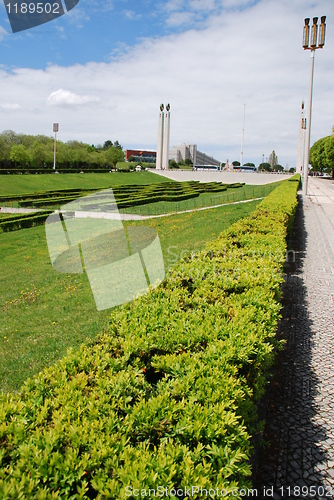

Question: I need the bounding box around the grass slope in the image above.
[0,200,260,393]
[0,177,300,499]
[0,172,171,197]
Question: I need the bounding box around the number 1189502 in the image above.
[5,2,61,14]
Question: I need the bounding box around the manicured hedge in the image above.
[8,181,236,210]
[0,176,299,499]
[0,211,53,233]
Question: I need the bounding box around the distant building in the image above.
[125,149,156,163]
[169,144,221,168]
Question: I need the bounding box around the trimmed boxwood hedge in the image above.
[4,181,240,211]
[0,176,299,499]
[0,211,53,233]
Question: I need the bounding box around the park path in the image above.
[255,177,334,499]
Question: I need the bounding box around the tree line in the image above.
[0,131,125,170]
[309,127,334,177]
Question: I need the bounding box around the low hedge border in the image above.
[0,211,53,233]
[0,176,299,499]
[8,181,239,210]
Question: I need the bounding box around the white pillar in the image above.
[162,104,170,170]
[296,102,305,174]
[156,104,164,170]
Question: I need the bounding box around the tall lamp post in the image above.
[302,16,326,195]
[240,104,245,167]
[53,122,59,170]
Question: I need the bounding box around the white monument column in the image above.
[156,104,164,170]
[162,103,170,170]
[296,102,305,174]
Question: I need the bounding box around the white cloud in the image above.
[123,10,142,20]
[1,0,334,167]
[0,26,8,41]
[0,103,21,110]
[166,11,196,27]
[47,89,100,106]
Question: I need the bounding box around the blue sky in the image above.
[1,0,334,166]
[1,0,258,68]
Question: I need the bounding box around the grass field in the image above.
[0,171,171,197]
[0,199,260,393]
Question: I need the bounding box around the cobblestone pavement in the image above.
[255,177,334,499]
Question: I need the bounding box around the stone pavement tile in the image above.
[254,178,334,499]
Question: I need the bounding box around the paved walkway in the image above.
[255,177,334,499]
[0,207,39,214]
[149,169,293,185]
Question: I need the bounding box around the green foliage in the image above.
[309,131,334,176]
[268,150,278,168]
[9,145,31,167]
[258,162,271,172]
[0,199,260,393]
[274,164,284,172]
[0,211,53,233]
[0,131,125,171]
[168,160,179,169]
[0,177,300,497]
[2,181,241,213]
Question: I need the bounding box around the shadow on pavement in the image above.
[254,193,333,499]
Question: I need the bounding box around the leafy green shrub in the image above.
[0,178,298,499]
[0,211,53,233]
[0,177,299,498]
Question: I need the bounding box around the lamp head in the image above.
[318,15,326,47]
[303,18,310,48]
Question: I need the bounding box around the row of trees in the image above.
[0,131,125,169]
[309,128,334,177]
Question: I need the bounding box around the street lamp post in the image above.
[53,122,59,170]
[302,16,326,195]
[240,104,245,167]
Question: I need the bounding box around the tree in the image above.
[104,146,125,167]
[103,140,113,150]
[268,150,278,168]
[10,145,31,167]
[29,141,47,168]
[274,164,284,172]
[258,162,272,172]
[169,160,179,169]
[232,161,240,166]
[324,134,334,178]
[309,136,328,173]
[243,162,255,167]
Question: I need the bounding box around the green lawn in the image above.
[0,171,170,197]
[0,199,260,393]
